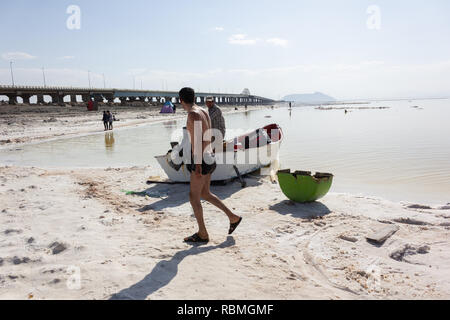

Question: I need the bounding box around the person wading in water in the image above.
[178,87,242,244]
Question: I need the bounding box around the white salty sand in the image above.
[0,164,449,300]
[0,103,449,300]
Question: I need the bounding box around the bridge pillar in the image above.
[21,94,31,105]
[104,94,115,104]
[70,95,77,104]
[119,97,127,105]
[93,94,103,103]
[37,94,45,104]
[155,97,161,104]
[82,95,91,103]
[129,96,136,102]
[50,95,58,105]
[199,96,205,104]
[7,94,17,105]
[164,97,171,103]
[56,94,65,106]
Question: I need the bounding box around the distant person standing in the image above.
[102,111,108,131]
[107,110,113,130]
[87,99,94,111]
[205,96,226,140]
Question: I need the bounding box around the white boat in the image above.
[155,123,284,182]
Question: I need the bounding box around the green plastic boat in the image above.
[277,169,333,203]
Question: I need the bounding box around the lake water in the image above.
[1,98,449,205]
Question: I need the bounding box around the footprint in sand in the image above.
[48,242,67,255]
[49,279,61,285]
[390,244,430,263]
[11,257,31,265]
[4,229,22,235]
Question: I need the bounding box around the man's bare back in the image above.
[187,105,214,159]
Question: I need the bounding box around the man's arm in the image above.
[218,109,226,137]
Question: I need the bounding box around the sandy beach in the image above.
[1,104,449,300]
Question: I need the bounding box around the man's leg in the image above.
[201,174,240,224]
[186,172,209,240]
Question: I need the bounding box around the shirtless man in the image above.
[178,87,242,244]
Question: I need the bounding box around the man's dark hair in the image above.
[179,87,195,104]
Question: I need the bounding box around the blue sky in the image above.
[1,0,450,100]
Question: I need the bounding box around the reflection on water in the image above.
[1,99,450,204]
[163,120,178,128]
[105,132,115,150]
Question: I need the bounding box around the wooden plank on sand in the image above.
[366,225,399,244]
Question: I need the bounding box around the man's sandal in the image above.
[228,217,243,235]
[184,233,209,244]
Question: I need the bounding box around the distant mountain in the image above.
[283,92,336,104]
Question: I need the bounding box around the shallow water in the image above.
[1,99,449,204]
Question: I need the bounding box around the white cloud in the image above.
[214,27,224,32]
[266,38,288,47]
[228,34,258,45]
[2,52,36,60]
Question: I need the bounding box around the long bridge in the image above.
[0,85,275,106]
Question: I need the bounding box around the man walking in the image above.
[179,88,242,243]
[205,96,226,141]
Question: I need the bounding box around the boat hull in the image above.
[155,141,280,182]
[155,123,283,182]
